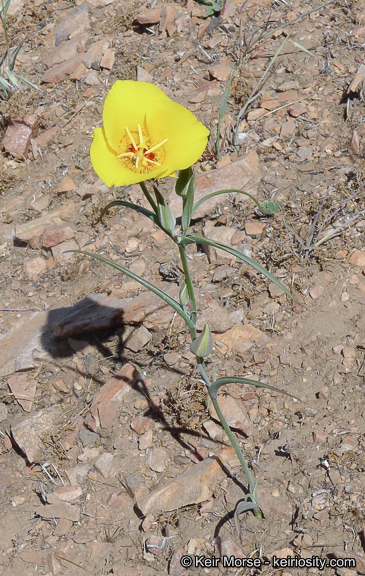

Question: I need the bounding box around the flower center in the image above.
[117,124,168,174]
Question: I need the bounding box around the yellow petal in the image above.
[90,127,167,187]
[102,81,170,151]
[146,99,210,170]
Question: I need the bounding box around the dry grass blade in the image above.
[235,35,290,134]
[216,69,235,159]
[262,0,338,40]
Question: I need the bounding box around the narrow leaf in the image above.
[97,199,160,227]
[192,188,264,216]
[209,376,300,401]
[9,42,23,70]
[6,69,20,88]
[0,0,12,18]
[69,250,195,330]
[0,74,11,91]
[16,75,41,91]
[235,501,260,515]
[187,233,298,303]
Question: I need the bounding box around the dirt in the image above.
[0,0,365,575]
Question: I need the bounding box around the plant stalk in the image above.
[210,393,261,517]
[139,181,158,214]
[178,244,197,332]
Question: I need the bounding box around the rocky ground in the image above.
[0,0,365,575]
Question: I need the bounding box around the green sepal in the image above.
[175,167,194,198]
[179,280,190,307]
[153,186,176,234]
[190,323,214,358]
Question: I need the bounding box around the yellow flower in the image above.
[90,81,210,187]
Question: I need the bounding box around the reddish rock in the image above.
[42,223,75,248]
[247,108,267,122]
[19,550,43,565]
[260,89,299,111]
[159,4,177,31]
[146,447,170,472]
[57,176,76,194]
[209,61,232,81]
[245,221,266,237]
[257,488,293,518]
[208,386,254,437]
[43,33,88,68]
[309,285,324,299]
[11,406,64,463]
[125,326,152,352]
[14,202,76,242]
[135,6,163,25]
[55,1,90,45]
[72,526,96,544]
[31,126,58,158]
[203,225,236,264]
[41,56,84,83]
[169,150,261,219]
[348,63,365,93]
[131,416,153,435]
[47,486,82,504]
[69,62,87,81]
[100,48,115,70]
[289,102,307,117]
[8,374,37,412]
[219,537,245,559]
[313,430,327,444]
[268,281,285,299]
[139,428,153,450]
[24,257,47,281]
[2,115,40,159]
[349,131,360,155]
[196,301,234,333]
[94,452,114,478]
[137,453,227,515]
[98,403,119,429]
[34,502,81,522]
[83,40,109,68]
[217,324,270,356]
[85,364,132,431]
[53,517,73,536]
[349,249,365,266]
[280,120,296,139]
[51,239,79,264]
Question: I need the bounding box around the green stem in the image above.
[178,244,197,333]
[139,181,158,214]
[210,393,262,517]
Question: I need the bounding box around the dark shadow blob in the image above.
[40,295,128,365]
